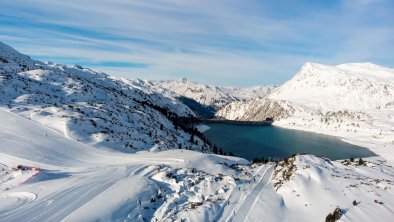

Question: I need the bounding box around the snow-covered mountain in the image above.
[148,78,274,110]
[0,41,211,153]
[217,62,394,160]
[270,62,394,111]
[218,62,394,119]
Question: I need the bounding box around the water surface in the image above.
[203,123,376,161]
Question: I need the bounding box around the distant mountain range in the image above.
[149,78,274,109]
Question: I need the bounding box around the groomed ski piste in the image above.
[0,108,275,221]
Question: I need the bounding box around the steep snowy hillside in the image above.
[217,62,394,161]
[148,78,274,110]
[0,41,211,152]
[216,98,296,121]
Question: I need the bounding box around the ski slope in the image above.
[231,165,274,222]
[0,108,175,221]
[0,108,252,221]
[217,164,274,222]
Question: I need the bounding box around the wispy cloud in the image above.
[0,0,393,86]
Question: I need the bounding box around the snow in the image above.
[196,124,210,133]
[0,108,253,221]
[0,192,37,214]
[217,62,394,164]
[0,41,212,153]
[269,62,394,111]
[214,62,394,221]
[1,42,394,221]
[224,164,275,222]
[148,78,274,109]
[267,155,394,222]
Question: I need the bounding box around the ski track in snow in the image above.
[0,166,141,222]
[232,165,274,222]
[0,192,36,215]
[218,164,274,222]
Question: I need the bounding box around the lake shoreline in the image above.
[203,123,376,161]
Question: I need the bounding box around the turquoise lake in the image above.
[203,123,376,161]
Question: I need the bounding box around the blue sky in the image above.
[0,0,393,87]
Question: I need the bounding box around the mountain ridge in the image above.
[0,41,212,153]
[148,78,275,110]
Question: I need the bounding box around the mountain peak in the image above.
[295,62,332,79]
[0,41,28,60]
[296,62,394,81]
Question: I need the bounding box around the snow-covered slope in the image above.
[0,42,36,73]
[263,155,394,222]
[2,110,393,221]
[269,62,394,111]
[0,41,211,153]
[217,62,394,162]
[0,108,250,221]
[218,62,394,118]
[148,78,274,109]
